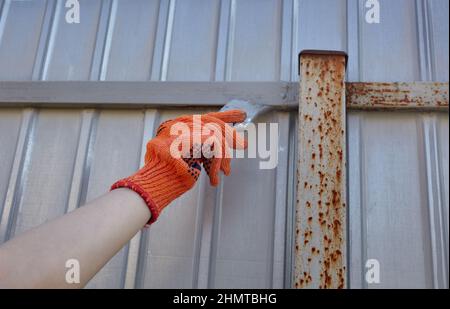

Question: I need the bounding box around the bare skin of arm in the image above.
[0,188,150,288]
[0,110,246,289]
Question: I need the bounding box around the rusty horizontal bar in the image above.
[295,52,347,289]
[0,81,447,111]
[346,82,448,111]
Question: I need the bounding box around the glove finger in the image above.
[208,157,222,186]
[205,109,247,124]
[200,116,247,150]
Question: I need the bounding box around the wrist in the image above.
[111,155,199,225]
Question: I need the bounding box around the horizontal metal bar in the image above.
[0,81,447,111]
[0,81,295,108]
[346,82,448,111]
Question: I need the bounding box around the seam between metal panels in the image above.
[290,0,299,82]
[132,110,161,288]
[422,115,448,288]
[284,112,297,288]
[435,115,449,288]
[275,0,283,82]
[271,112,291,288]
[272,114,287,288]
[214,0,231,81]
[424,0,436,81]
[280,0,293,81]
[358,114,368,289]
[99,0,117,81]
[160,0,175,81]
[415,0,433,81]
[209,0,221,82]
[150,0,169,80]
[77,110,99,208]
[32,0,57,80]
[356,0,363,81]
[207,179,224,288]
[345,111,351,288]
[41,0,62,80]
[0,108,36,243]
[191,174,207,288]
[91,0,115,81]
[66,109,96,213]
[346,0,360,81]
[0,0,10,50]
[224,0,236,81]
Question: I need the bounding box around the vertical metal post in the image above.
[294,51,347,289]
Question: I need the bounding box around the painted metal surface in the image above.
[1,81,447,112]
[0,107,293,289]
[295,52,347,289]
[0,0,448,288]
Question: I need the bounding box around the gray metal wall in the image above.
[0,0,448,288]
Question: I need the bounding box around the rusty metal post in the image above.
[294,51,347,289]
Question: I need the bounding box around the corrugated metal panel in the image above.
[1,0,448,83]
[348,111,449,288]
[0,0,448,288]
[0,107,293,288]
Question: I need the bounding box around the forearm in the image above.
[0,188,150,288]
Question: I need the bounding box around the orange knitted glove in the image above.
[111,110,247,225]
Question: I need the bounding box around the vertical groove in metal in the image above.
[271,113,290,288]
[346,0,360,81]
[416,0,433,81]
[422,115,448,288]
[128,109,160,289]
[32,0,57,80]
[40,0,61,81]
[190,174,207,288]
[206,0,235,287]
[347,114,363,288]
[66,109,96,213]
[0,0,10,47]
[356,0,363,81]
[100,0,118,81]
[290,0,299,82]
[0,108,36,243]
[207,179,224,288]
[160,0,176,81]
[90,0,114,81]
[224,0,236,81]
[209,0,221,82]
[150,0,170,80]
[214,0,231,81]
[358,114,368,289]
[77,110,99,208]
[284,112,297,288]
[280,0,293,82]
[424,0,436,81]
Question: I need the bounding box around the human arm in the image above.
[0,110,246,288]
[0,188,150,288]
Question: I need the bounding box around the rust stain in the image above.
[346,82,449,111]
[295,52,347,289]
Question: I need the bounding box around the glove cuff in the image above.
[111,179,160,225]
[111,156,199,226]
